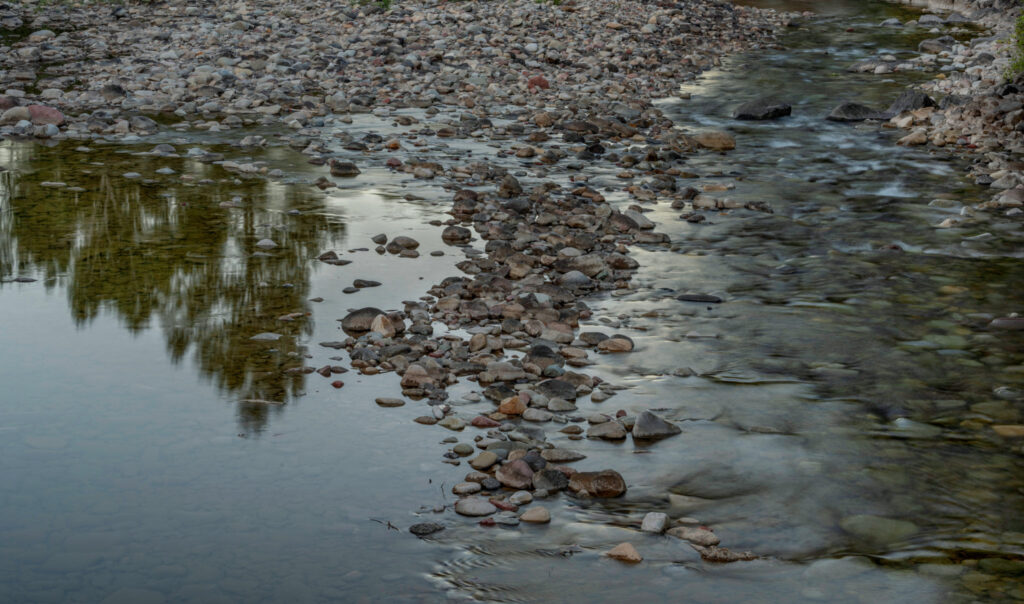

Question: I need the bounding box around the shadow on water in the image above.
[0,141,346,433]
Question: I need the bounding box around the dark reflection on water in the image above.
[0,142,344,432]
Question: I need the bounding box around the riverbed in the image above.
[1,1,1022,603]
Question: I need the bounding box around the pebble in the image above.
[454,497,497,517]
[520,506,551,524]
[606,543,643,563]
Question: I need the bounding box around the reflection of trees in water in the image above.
[0,142,345,433]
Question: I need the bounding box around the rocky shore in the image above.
[871,0,1024,220]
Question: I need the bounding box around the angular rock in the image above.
[496,459,535,489]
[641,512,669,534]
[632,411,682,440]
[606,542,642,563]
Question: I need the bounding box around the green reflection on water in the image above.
[0,140,344,432]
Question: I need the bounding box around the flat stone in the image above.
[667,526,720,546]
[541,449,586,463]
[520,507,551,523]
[839,515,918,544]
[409,522,445,537]
[375,397,405,407]
[470,451,499,470]
[454,497,497,517]
[588,421,627,440]
[496,459,535,489]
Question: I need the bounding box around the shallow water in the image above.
[2,1,1023,603]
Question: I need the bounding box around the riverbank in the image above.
[885,0,1024,217]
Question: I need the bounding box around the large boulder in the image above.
[733,98,792,120]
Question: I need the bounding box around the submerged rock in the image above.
[733,98,792,120]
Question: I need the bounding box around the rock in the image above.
[839,515,918,544]
[329,160,360,177]
[370,314,396,338]
[885,89,936,117]
[453,443,475,456]
[597,336,634,353]
[249,332,282,341]
[733,98,791,120]
[496,459,535,489]
[341,307,384,333]
[520,507,551,523]
[438,416,465,431]
[588,421,627,440]
[371,233,387,244]
[255,238,277,249]
[375,397,405,407]
[409,522,445,537]
[453,482,482,495]
[568,469,627,497]
[695,131,736,151]
[541,449,586,463]
[509,491,533,505]
[691,545,758,563]
[442,225,472,243]
[0,106,30,125]
[498,396,527,415]
[667,526,720,546]
[454,497,497,517]
[536,379,577,401]
[533,469,569,492]
[27,105,64,126]
[606,543,642,563]
[677,293,722,303]
[641,512,669,534]
[827,102,886,122]
[897,130,928,146]
[632,411,682,440]
[522,408,553,422]
[470,451,499,470]
[918,36,954,54]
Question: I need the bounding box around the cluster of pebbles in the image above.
[846,1,1024,222]
[0,0,796,563]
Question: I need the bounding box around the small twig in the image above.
[369,518,399,531]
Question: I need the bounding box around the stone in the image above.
[370,314,396,337]
[733,98,791,120]
[587,421,627,440]
[509,491,533,505]
[454,497,497,517]
[470,451,499,470]
[498,396,527,415]
[27,105,64,126]
[641,512,669,534]
[691,545,758,563]
[541,449,586,463]
[329,160,360,177]
[695,131,735,151]
[520,507,551,523]
[453,482,482,495]
[496,459,535,489]
[533,469,569,492]
[667,526,720,546]
[898,130,928,146]
[375,397,405,407]
[438,416,466,431]
[597,336,634,353]
[522,408,553,422]
[568,469,627,497]
[826,102,886,122]
[409,522,445,537]
[341,307,384,333]
[606,543,642,563]
[536,379,577,401]
[885,89,936,117]
[632,411,682,440]
[255,238,277,249]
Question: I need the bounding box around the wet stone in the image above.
[454,497,497,517]
[409,522,445,537]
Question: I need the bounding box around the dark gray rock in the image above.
[536,379,577,401]
[733,98,792,120]
[826,102,887,122]
[632,411,682,440]
[885,89,937,117]
[918,36,954,54]
[409,522,445,536]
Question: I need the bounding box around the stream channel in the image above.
[1,0,1022,602]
